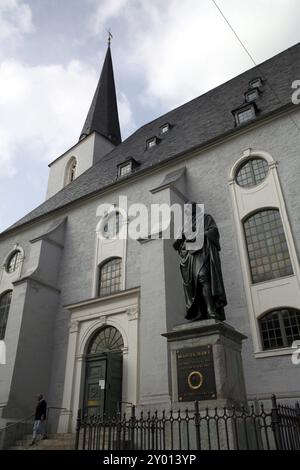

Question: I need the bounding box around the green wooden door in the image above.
[105,353,123,416]
[84,358,107,416]
[84,353,123,416]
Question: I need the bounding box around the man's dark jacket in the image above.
[35,399,47,420]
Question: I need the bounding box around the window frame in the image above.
[159,123,173,135]
[6,250,22,274]
[65,156,78,186]
[98,257,123,297]
[234,104,256,126]
[245,88,259,102]
[249,77,263,89]
[117,158,139,178]
[0,290,13,340]
[146,136,160,150]
[259,308,300,351]
[243,208,293,284]
[118,162,132,178]
[87,326,124,355]
[101,211,121,239]
[235,157,269,188]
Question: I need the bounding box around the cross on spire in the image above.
[107,30,113,47]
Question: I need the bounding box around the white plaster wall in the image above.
[46,133,114,199]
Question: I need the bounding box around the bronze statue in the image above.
[173,203,227,322]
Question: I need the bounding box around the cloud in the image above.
[0,59,134,178]
[0,0,34,42]
[89,0,300,111]
[88,0,129,36]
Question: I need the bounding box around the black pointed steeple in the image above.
[79,43,121,145]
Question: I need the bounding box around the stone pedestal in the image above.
[162,319,248,410]
[162,320,252,449]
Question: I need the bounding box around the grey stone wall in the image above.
[1,110,300,427]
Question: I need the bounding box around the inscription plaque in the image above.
[176,345,217,401]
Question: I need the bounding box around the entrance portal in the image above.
[84,326,123,416]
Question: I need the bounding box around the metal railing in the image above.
[0,414,34,450]
[0,406,66,449]
[75,395,300,451]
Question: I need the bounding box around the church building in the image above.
[1,40,300,436]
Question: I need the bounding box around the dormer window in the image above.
[245,88,259,102]
[146,137,159,150]
[119,162,132,177]
[234,104,256,126]
[160,123,170,135]
[249,77,263,89]
[117,157,139,178]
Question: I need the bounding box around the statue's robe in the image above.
[173,214,227,320]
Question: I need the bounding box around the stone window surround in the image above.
[58,286,140,434]
[228,148,300,358]
[92,206,128,298]
[64,156,77,187]
[0,245,25,294]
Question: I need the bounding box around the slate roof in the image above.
[79,45,121,145]
[2,42,300,237]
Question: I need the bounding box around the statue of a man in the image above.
[173,202,227,322]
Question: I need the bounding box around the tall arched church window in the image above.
[98,257,122,297]
[244,209,293,284]
[0,291,12,340]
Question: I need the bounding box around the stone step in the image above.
[9,433,76,450]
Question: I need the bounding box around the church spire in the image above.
[79,39,121,145]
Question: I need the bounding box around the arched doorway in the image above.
[84,326,124,416]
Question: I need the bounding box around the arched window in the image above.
[87,326,124,355]
[65,157,77,185]
[103,212,120,239]
[99,257,122,297]
[244,209,293,283]
[0,291,12,340]
[6,250,22,273]
[236,157,269,188]
[259,308,300,350]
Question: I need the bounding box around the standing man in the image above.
[30,394,47,445]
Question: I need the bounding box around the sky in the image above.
[0,0,300,232]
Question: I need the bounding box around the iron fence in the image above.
[75,395,300,451]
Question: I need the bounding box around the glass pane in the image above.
[282,309,300,346]
[6,251,21,273]
[99,258,122,296]
[87,326,124,355]
[244,209,293,283]
[236,158,268,188]
[237,107,255,124]
[103,212,120,239]
[260,309,300,350]
[120,164,131,177]
[259,311,283,350]
[0,291,12,340]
